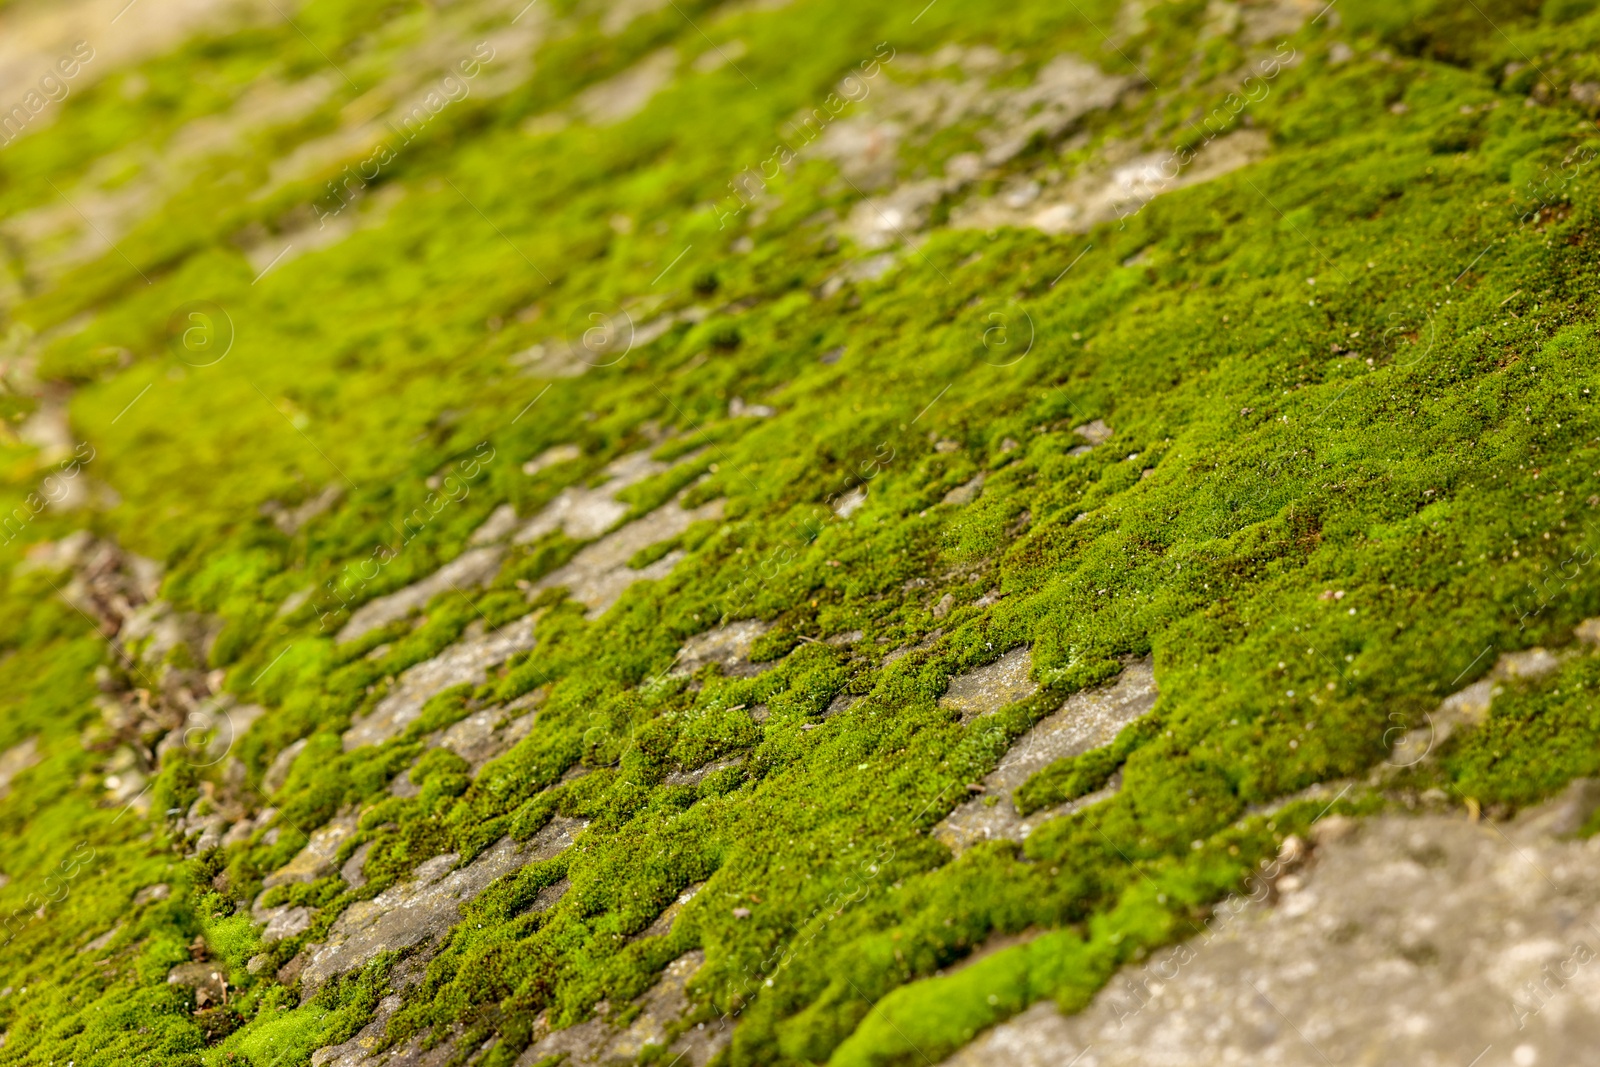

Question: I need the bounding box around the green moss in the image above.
[1013,747,1121,816]
[12,0,1600,1063]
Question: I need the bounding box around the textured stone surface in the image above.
[672,618,773,678]
[939,646,1037,724]
[261,811,360,891]
[167,961,228,1007]
[664,754,743,788]
[1390,644,1573,768]
[433,696,541,771]
[337,546,505,643]
[943,793,1600,1067]
[514,450,664,543]
[514,950,730,1066]
[309,957,433,1066]
[261,904,313,944]
[263,737,309,795]
[297,818,585,993]
[0,737,40,801]
[575,47,678,124]
[342,614,538,751]
[535,496,723,617]
[935,658,1157,855]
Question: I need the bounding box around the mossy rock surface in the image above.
[4,0,1600,1064]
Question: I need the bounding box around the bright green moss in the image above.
[11,0,1600,1064]
[1013,746,1121,816]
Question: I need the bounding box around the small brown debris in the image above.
[1310,814,1357,847]
[1277,834,1308,867]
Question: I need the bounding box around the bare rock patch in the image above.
[342,614,538,751]
[941,794,1600,1066]
[337,546,505,644]
[935,657,1157,855]
[939,647,1037,724]
[514,949,730,1065]
[534,497,723,617]
[295,818,585,994]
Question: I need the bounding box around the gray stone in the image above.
[942,472,985,506]
[342,614,538,751]
[1073,419,1112,445]
[78,923,122,955]
[132,882,170,905]
[574,48,677,124]
[262,905,313,944]
[514,950,729,1066]
[261,811,359,891]
[337,546,505,644]
[672,619,773,678]
[263,737,308,795]
[935,658,1157,855]
[941,807,1600,1067]
[939,647,1037,724]
[514,450,664,544]
[634,882,702,942]
[1392,643,1578,769]
[469,503,521,546]
[664,755,742,788]
[341,840,373,891]
[534,497,723,618]
[0,737,40,800]
[308,957,433,1066]
[1517,778,1600,840]
[433,695,541,771]
[296,819,585,993]
[167,961,228,1007]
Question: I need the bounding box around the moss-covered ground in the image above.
[6,0,1600,1063]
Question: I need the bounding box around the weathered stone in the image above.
[1495,645,1564,680]
[261,811,359,891]
[310,994,405,1067]
[133,882,170,905]
[939,647,1037,724]
[514,950,729,1066]
[521,444,582,476]
[1073,419,1112,445]
[297,819,585,993]
[263,484,343,536]
[167,961,227,1006]
[1392,643,1578,768]
[434,700,539,771]
[514,450,664,543]
[941,806,1600,1066]
[575,48,677,124]
[834,485,868,516]
[634,882,702,942]
[1516,778,1600,840]
[664,755,742,788]
[263,737,308,795]
[469,503,520,545]
[935,658,1157,855]
[672,619,773,678]
[0,737,40,801]
[534,497,723,617]
[956,130,1270,236]
[78,923,122,956]
[942,472,985,506]
[337,546,505,644]
[340,841,373,891]
[342,614,537,751]
[262,905,313,944]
